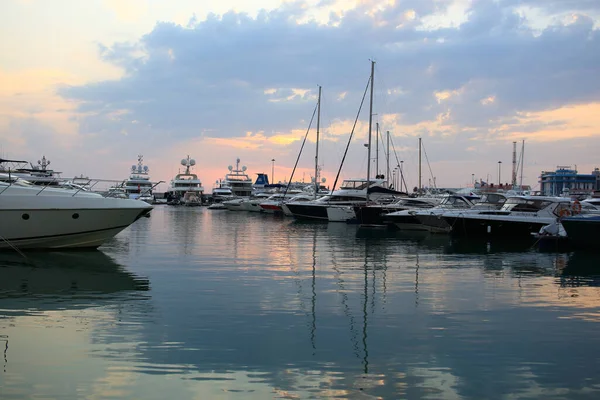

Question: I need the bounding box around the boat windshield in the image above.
[340,180,370,190]
[439,196,472,208]
[501,198,553,212]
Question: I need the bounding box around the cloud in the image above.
[2,0,597,188]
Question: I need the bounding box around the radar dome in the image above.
[131,165,137,171]
[143,166,149,172]
[228,165,233,171]
[321,178,326,183]
[181,159,187,166]
[242,166,247,172]
[190,159,196,166]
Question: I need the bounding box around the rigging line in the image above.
[388,135,408,192]
[283,98,319,198]
[420,140,437,189]
[331,75,371,194]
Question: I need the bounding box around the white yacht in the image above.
[168,156,204,206]
[0,156,63,186]
[441,196,575,237]
[124,155,154,203]
[221,158,253,197]
[384,194,480,231]
[0,174,152,250]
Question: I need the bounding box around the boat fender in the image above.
[572,200,582,215]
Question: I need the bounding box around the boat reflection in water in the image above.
[2,208,600,399]
[0,251,149,298]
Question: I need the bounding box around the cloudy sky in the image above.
[1,0,599,192]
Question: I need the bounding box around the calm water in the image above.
[1,207,600,399]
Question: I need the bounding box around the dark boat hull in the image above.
[443,216,548,238]
[561,217,600,251]
[383,214,425,231]
[354,205,401,226]
[286,203,329,220]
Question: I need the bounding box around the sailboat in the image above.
[288,61,403,222]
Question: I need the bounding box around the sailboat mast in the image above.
[386,130,390,187]
[418,137,422,191]
[314,85,321,199]
[375,122,379,178]
[366,61,375,202]
[520,139,525,188]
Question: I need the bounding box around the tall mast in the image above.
[366,60,375,202]
[386,130,390,187]
[375,122,379,178]
[314,85,321,199]
[512,141,517,189]
[418,137,422,192]
[520,140,525,188]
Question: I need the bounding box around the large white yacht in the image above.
[0,156,63,186]
[0,174,152,249]
[124,155,154,203]
[220,158,253,197]
[168,156,204,206]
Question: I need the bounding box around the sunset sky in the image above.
[1,0,599,192]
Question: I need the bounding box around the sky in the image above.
[1,0,599,192]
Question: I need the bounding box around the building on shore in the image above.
[539,166,600,197]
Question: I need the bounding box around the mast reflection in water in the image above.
[1,207,600,399]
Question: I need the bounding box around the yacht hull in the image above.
[415,214,452,233]
[0,208,149,249]
[286,203,328,220]
[384,214,426,231]
[443,215,550,237]
[561,216,600,250]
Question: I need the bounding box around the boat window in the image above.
[328,195,366,201]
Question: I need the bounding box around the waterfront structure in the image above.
[539,166,600,197]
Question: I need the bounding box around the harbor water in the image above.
[1,207,600,399]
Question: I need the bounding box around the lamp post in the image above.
[271,159,275,184]
[498,161,502,187]
[392,168,397,190]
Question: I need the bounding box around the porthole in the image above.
[72,213,80,219]
[22,213,30,220]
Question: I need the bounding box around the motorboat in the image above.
[0,174,152,250]
[384,194,480,232]
[124,155,155,203]
[285,178,400,221]
[441,196,574,238]
[416,192,507,233]
[355,197,441,227]
[168,156,204,206]
[259,191,305,214]
[281,193,315,216]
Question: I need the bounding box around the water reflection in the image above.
[1,208,600,399]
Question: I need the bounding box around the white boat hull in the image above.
[0,208,149,249]
[327,206,357,222]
